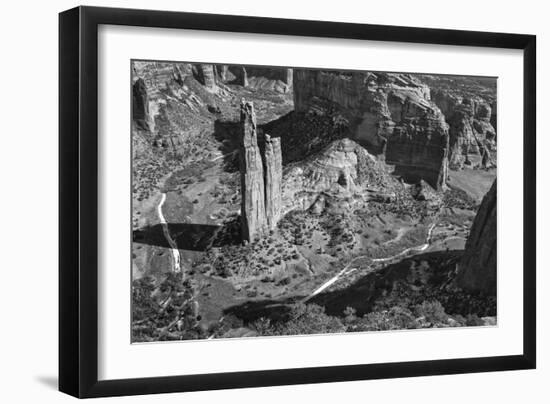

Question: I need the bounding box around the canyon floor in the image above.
[131,67,497,342]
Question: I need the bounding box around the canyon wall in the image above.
[194,64,218,93]
[455,180,497,294]
[131,61,229,152]
[133,61,193,98]
[221,65,291,93]
[420,74,497,169]
[293,70,450,189]
[431,90,496,169]
[246,67,292,84]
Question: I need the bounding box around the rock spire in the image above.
[132,78,150,131]
[239,101,267,241]
[238,101,283,241]
[264,134,283,229]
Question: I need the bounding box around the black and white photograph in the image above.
[0,0,544,401]
[131,61,497,342]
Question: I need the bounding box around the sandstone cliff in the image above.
[293,70,449,189]
[431,91,496,169]
[422,74,497,169]
[264,134,283,229]
[239,101,267,241]
[220,65,292,93]
[194,64,218,93]
[133,61,193,98]
[455,180,497,294]
[132,61,231,155]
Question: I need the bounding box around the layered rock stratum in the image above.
[293,70,450,189]
[216,65,292,93]
[282,138,400,215]
[195,64,218,93]
[455,180,497,294]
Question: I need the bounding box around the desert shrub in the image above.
[276,277,291,286]
[414,300,448,325]
[132,273,206,342]
[443,187,477,210]
[465,314,485,326]
[343,306,358,324]
[251,303,345,336]
[349,306,419,332]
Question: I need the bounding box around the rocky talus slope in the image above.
[293,70,450,189]
[454,180,497,294]
[281,138,401,215]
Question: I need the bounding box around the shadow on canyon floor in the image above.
[213,119,240,173]
[133,223,221,251]
[223,250,465,323]
[133,217,244,251]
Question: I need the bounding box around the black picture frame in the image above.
[59,5,536,398]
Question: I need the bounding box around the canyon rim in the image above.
[131,61,497,342]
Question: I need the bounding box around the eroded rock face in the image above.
[245,67,293,93]
[133,62,193,98]
[431,89,496,169]
[195,64,218,92]
[239,101,267,241]
[455,180,497,294]
[222,66,292,93]
[386,105,449,190]
[217,65,229,81]
[264,134,283,229]
[132,78,150,131]
[293,70,449,189]
[224,66,249,87]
